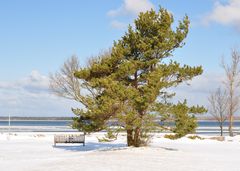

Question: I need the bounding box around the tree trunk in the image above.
[220,124,223,136]
[229,114,234,136]
[127,128,142,147]
[133,127,141,147]
[228,79,234,137]
[127,129,134,146]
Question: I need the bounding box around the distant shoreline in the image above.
[0,120,72,122]
[0,117,73,121]
[1,117,240,122]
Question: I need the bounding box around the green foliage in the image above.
[170,101,207,138]
[187,135,204,140]
[164,134,178,140]
[97,130,118,142]
[72,7,206,147]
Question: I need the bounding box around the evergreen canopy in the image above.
[72,7,206,147]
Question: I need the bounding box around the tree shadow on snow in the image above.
[150,145,179,151]
[53,142,127,152]
[159,147,178,151]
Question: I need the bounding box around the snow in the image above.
[0,132,239,171]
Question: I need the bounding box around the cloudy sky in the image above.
[0,0,239,116]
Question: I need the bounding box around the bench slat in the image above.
[54,134,85,146]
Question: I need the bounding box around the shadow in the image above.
[159,147,178,151]
[53,142,178,152]
[150,145,179,151]
[53,142,126,152]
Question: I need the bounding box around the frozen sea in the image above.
[0,120,240,135]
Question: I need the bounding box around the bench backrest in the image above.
[54,134,85,143]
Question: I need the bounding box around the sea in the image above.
[0,120,240,135]
[0,120,75,132]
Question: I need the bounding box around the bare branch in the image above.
[49,55,84,103]
[221,48,240,136]
[208,87,228,136]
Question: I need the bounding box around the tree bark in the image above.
[229,114,234,136]
[133,127,141,147]
[220,124,223,136]
[127,129,134,146]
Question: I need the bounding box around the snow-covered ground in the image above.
[0,132,239,171]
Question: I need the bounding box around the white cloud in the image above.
[0,70,79,117]
[107,0,155,29]
[0,70,48,93]
[171,72,225,107]
[204,0,240,30]
[0,70,226,117]
[108,0,155,17]
[110,20,127,29]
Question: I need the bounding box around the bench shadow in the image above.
[53,142,126,152]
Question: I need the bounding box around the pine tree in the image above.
[72,7,206,147]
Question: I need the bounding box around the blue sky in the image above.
[0,0,240,116]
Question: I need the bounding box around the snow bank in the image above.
[0,132,239,171]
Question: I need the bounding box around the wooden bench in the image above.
[54,134,85,146]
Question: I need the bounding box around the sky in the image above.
[0,0,240,116]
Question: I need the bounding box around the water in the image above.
[0,120,239,135]
[196,121,240,135]
[0,120,72,127]
[0,120,76,132]
[198,121,240,127]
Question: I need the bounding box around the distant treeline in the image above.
[0,117,73,121]
[197,116,240,121]
[0,116,240,121]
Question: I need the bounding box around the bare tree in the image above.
[208,88,228,136]
[49,50,112,107]
[222,49,240,136]
[49,55,84,102]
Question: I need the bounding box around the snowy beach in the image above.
[0,132,240,171]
